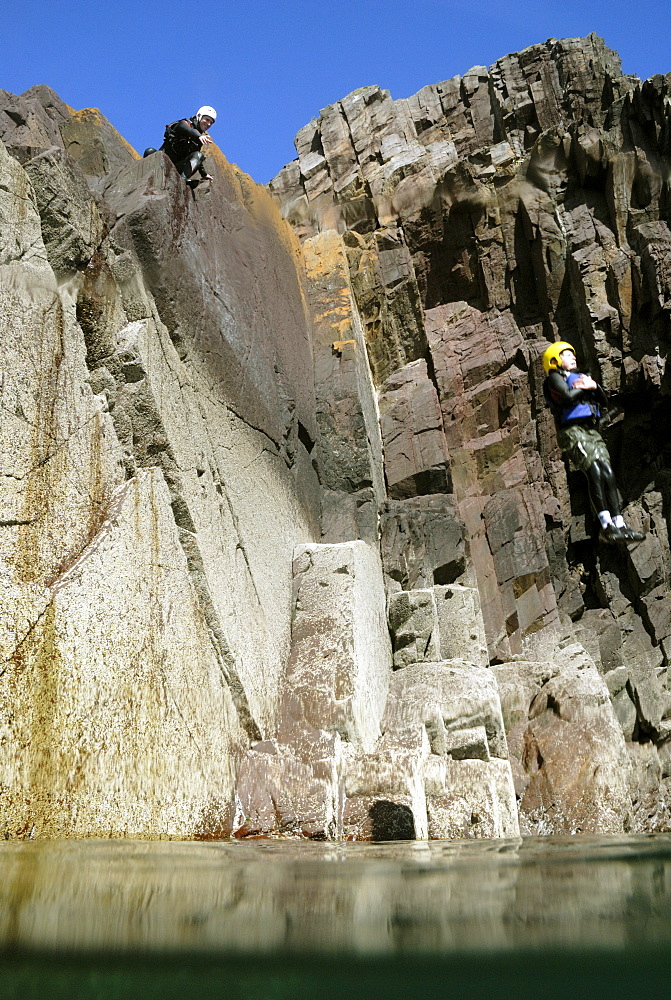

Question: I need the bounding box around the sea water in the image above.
[0,834,670,999]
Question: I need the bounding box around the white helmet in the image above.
[196,106,217,125]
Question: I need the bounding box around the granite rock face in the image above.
[0,88,319,836]
[2,33,671,839]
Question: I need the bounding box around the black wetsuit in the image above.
[161,117,209,180]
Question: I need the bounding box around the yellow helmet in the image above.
[542,341,575,375]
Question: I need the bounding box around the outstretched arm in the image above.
[172,119,207,145]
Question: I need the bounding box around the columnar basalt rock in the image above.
[379,493,469,592]
[0,138,125,588]
[382,660,508,760]
[378,357,452,499]
[233,539,517,841]
[388,588,441,668]
[270,35,671,835]
[377,660,518,838]
[283,541,392,751]
[300,231,385,543]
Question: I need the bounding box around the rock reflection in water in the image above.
[0,835,670,958]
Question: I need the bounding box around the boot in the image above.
[600,523,625,544]
[618,525,645,542]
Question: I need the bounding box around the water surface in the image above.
[1,835,670,998]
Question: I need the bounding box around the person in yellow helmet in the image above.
[542,342,644,544]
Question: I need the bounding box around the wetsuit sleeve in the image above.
[547,370,608,402]
[172,119,203,144]
[546,370,584,402]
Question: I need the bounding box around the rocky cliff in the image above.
[1,33,670,840]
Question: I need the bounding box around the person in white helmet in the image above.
[159,106,217,188]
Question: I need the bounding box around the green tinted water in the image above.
[1,835,670,999]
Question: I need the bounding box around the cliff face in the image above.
[270,34,671,834]
[0,34,670,840]
[0,85,321,836]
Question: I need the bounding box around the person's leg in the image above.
[593,459,621,519]
[182,151,205,182]
[583,461,612,528]
[173,151,205,180]
[558,427,621,539]
[578,447,643,542]
[592,456,644,540]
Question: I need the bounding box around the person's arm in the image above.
[172,119,205,144]
[547,370,586,403]
[547,370,609,411]
[573,376,609,408]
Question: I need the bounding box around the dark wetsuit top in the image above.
[544,369,608,427]
[161,117,209,177]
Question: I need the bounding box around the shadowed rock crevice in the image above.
[369,800,416,841]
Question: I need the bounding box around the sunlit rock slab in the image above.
[0,469,245,838]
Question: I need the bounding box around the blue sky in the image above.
[3,0,670,184]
